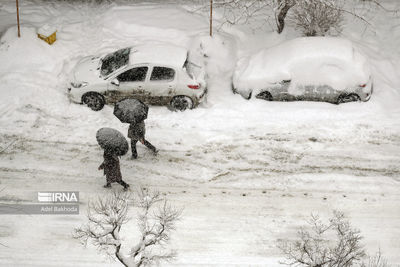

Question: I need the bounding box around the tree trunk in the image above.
[276,0,295,34]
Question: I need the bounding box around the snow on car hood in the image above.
[72,56,104,84]
[233,37,371,93]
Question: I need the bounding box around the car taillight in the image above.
[359,84,367,88]
[188,84,200,89]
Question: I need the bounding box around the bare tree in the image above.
[191,0,274,30]
[289,0,344,36]
[74,189,182,267]
[193,0,398,35]
[279,211,366,267]
[278,0,398,34]
[276,0,296,33]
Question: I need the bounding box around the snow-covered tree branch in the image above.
[73,189,182,267]
[278,211,366,267]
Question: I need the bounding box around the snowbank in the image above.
[0,26,66,135]
[101,5,208,46]
[0,26,59,73]
[233,37,371,93]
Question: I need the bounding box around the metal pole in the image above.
[16,0,20,37]
[210,0,213,37]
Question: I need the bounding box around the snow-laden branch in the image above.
[73,188,182,267]
[278,210,366,267]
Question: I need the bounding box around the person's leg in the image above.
[118,180,130,190]
[104,177,112,188]
[131,139,138,159]
[143,140,157,153]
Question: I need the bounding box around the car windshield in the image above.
[100,48,130,77]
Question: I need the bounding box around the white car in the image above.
[233,37,373,104]
[68,44,206,111]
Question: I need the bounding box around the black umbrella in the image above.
[113,98,149,124]
[96,127,128,156]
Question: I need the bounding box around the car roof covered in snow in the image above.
[233,37,371,91]
[129,44,188,68]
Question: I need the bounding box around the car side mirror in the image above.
[111,78,120,86]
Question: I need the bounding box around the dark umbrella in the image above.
[96,127,128,156]
[113,98,149,124]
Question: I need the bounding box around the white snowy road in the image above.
[0,127,399,266]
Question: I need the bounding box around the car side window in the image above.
[150,67,175,81]
[117,67,148,82]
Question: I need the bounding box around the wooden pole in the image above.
[16,0,20,37]
[209,0,213,37]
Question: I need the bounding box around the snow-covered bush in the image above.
[74,189,182,267]
[290,0,344,36]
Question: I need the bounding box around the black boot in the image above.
[119,180,130,191]
[103,183,111,188]
[144,140,157,154]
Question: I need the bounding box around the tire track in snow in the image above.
[0,132,398,189]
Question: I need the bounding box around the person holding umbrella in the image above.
[113,99,158,159]
[128,120,157,159]
[96,128,130,190]
[98,150,129,190]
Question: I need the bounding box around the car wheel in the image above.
[336,93,360,104]
[82,93,105,111]
[169,96,193,111]
[255,91,273,101]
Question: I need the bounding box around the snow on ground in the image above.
[0,0,399,266]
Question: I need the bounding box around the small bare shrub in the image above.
[290,0,344,36]
[278,211,366,266]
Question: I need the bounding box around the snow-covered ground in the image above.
[0,0,399,266]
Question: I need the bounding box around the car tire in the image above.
[336,93,360,104]
[169,96,193,111]
[255,91,273,101]
[82,92,105,111]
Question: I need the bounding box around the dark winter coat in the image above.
[128,121,146,141]
[99,151,122,183]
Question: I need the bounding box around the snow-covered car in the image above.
[68,44,206,111]
[232,37,373,104]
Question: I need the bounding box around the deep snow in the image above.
[0,0,399,266]
[233,37,371,94]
